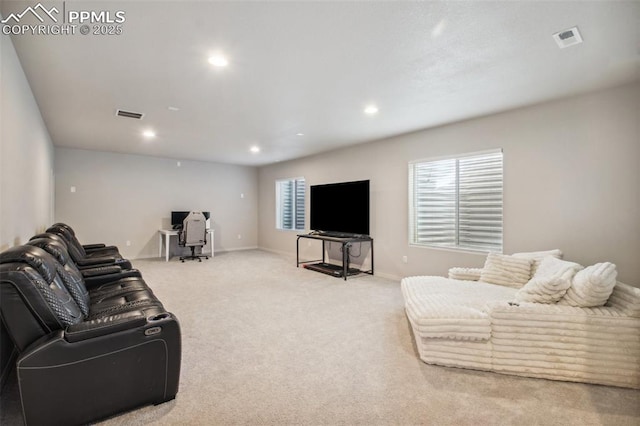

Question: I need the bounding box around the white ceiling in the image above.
[3,1,639,166]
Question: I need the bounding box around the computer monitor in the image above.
[171,211,210,227]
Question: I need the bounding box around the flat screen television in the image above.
[171,211,210,227]
[310,180,370,236]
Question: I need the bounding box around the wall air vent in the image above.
[552,26,583,49]
[116,109,144,120]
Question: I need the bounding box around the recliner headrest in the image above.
[27,238,70,266]
[46,225,73,240]
[51,222,75,236]
[0,245,57,283]
[30,232,69,249]
[44,226,86,261]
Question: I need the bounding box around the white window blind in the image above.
[409,150,503,252]
[276,177,306,231]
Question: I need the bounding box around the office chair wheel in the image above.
[198,258,202,262]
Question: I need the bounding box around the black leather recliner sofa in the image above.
[30,231,133,270]
[45,222,130,268]
[0,241,181,425]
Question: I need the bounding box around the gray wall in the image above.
[1,32,54,250]
[1,30,54,386]
[55,148,258,259]
[258,82,640,286]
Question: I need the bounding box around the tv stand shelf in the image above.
[296,233,374,280]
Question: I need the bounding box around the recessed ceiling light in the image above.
[142,130,156,139]
[250,146,260,153]
[208,54,229,67]
[364,105,378,115]
[296,133,305,136]
[168,106,180,111]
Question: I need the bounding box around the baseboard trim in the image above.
[258,246,294,258]
[221,246,259,253]
[133,246,260,261]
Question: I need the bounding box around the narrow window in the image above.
[276,177,306,231]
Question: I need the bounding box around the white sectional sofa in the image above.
[401,251,640,389]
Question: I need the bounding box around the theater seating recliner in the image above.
[0,243,181,425]
[45,222,129,268]
[28,236,143,296]
[31,231,133,270]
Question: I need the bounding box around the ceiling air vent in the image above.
[552,26,583,49]
[116,109,144,120]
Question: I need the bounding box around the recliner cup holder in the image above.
[148,313,171,322]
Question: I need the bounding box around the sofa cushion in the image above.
[515,256,582,303]
[480,253,532,288]
[606,282,640,317]
[512,249,563,275]
[559,262,617,307]
[401,276,517,341]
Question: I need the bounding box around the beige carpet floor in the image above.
[1,249,639,425]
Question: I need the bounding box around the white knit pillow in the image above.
[559,262,617,307]
[512,249,563,276]
[479,253,532,288]
[448,267,483,281]
[515,256,582,303]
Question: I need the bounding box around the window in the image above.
[409,149,503,252]
[276,177,306,231]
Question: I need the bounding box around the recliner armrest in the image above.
[18,312,181,425]
[82,265,123,277]
[83,243,107,251]
[115,258,132,269]
[84,244,119,254]
[83,269,143,288]
[76,256,119,267]
[76,257,132,270]
[65,311,147,342]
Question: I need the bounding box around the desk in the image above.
[296,233,373,280]
[158,229,214,262]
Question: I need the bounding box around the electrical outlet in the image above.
[126,240,131,246]
[70,186,76,193]
[237,234,242,239]
[240,193,244,198]
[402,255,408,264]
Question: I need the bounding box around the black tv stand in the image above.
[296,233,374,280]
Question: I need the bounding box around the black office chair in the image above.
[179,212,209,262]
